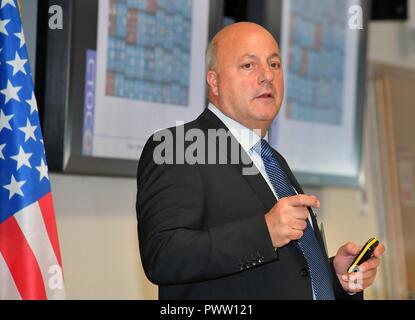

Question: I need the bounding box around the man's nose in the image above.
[258,65,274,84]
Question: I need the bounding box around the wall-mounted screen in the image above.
[269,0,369,187]
[37,0,210,176]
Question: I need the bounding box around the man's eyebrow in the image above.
[241,54,260,60]
[268,53,281,60]
[240,53,281,60]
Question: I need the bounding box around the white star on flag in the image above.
[10,145,33,170]
[0,18,10,36]
[1,0,16,9]
[6,51,28,76]
[3,174,26,199]
[19,119,37,142]
[14,30,25,48]
[0,143,6,160]
[36,159,49,181]
[25,91,38,114]
[1,79,22,104]
[0,109,13,132]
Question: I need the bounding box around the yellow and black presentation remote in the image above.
[347,237,379,274]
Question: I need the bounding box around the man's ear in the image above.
[206,70,219,96]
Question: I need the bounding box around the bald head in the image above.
[205,22,278,74]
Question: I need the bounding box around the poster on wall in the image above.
[270,0,368,186]
[83,0,210,160]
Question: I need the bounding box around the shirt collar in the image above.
[207,103,268,153]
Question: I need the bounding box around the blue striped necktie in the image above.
[253,139,335,300]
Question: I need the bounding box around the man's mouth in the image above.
[255,92,274,99]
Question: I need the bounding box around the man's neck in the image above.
[208,102,270,137]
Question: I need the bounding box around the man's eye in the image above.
[242,63,253,70]
[270,62,281,69]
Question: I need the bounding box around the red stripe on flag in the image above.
[38,193,63,269]
[0,215,47,300]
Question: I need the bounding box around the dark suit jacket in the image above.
[136,108,363,300]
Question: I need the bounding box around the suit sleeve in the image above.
[136,135,277,285]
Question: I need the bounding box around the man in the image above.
[136,22,384,299]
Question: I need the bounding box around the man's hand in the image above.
[265,195,320,248]
[333,242,385,293]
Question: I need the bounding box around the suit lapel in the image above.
[197,109,277,212]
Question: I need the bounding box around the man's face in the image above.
[208,25,284,133]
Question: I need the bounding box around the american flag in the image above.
[0,0,65,299]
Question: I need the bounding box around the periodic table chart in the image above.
[285,0,347,126]
[106,0,192,106]
[89,0,208,160]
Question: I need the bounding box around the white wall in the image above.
[51,174,157,299]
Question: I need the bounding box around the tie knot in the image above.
[252,139,274,160]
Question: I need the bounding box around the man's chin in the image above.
[250,105,280,121]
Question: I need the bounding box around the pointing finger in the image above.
[283,194,320,208]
